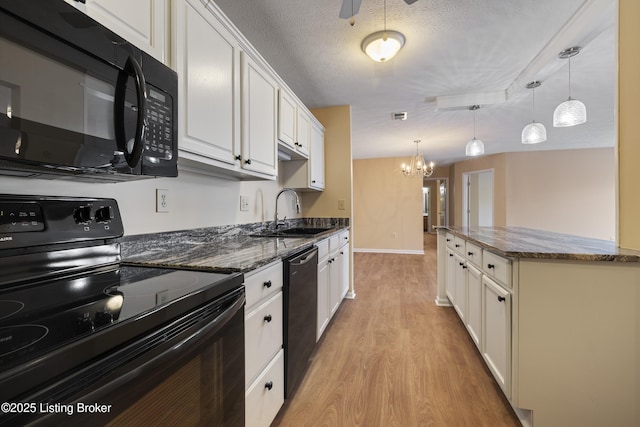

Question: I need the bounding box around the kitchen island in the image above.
[437,227,639,427]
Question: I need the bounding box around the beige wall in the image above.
[305,106,352,219]
[505,148,615,240]
[353,157,426,253]
[618,0,640,249]
[450,153,507,226]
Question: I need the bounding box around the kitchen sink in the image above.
[250,227,333,238]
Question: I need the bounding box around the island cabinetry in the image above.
[244,260,284,427]
[465,263,482,348]
[64,0,167,63]
[453,253,467,322]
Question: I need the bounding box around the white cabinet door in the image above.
[339,242,350,299]
[445,249,456,304]
[482,275,511,399]
[278,89,296,149]
[466,264,482,349]
[329,250,342,318]
[316,258,329,341]
[295,109,311,157]
[175,0,240,165]
[241,53,278,177]
[309,123,325,190]
[65,0,167,63]
[453,254,467,321]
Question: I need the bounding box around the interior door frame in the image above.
[462,169,494,228]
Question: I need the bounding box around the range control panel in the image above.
[0,195,124,250]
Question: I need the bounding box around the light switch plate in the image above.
[156,189,169,213]
[240,195,249,211]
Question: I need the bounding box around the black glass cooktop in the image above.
[0,264,242,373]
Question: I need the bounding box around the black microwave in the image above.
[0,0,178,181]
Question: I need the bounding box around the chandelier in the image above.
[402,140,434,177]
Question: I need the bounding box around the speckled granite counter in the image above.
[442,226,640,262]
[120,218,349,273]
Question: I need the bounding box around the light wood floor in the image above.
[272,233,521,427]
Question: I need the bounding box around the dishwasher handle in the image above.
[289,247,318,266]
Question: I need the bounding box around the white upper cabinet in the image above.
[295,109,311,157]
[309,122,325,190]
[241,52,278,177]
[64,0,167,64]
[278,89,297,149]
[174,0,240,166]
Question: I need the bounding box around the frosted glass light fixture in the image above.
[361,0,405,62]
[465,105,485,156]
[522,81,547,144]
[553,47,586,127]
[401,140,434,177]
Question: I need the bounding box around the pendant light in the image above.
[465,105,484,157]
[361,0,405,62]
[521,81,547,144]
[553,46,586,127]
[402,140,434,177]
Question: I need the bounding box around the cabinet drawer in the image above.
[245,292,283,386]
[338,230,349,247]
[465,241,482,268]
[316,238,329,261]
[328,234,340,253]
[482,250,512,289]
[245,349,284,427]
[445,232,455,249]
[453,236,466,255]
[245,261,283,309]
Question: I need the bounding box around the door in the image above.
[463,170,494,227]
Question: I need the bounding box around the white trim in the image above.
[435,297,452,307]
[345,291,356,299]
[353,248,425,255]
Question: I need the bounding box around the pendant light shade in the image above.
[522,81,547,144]
[553,47,586,127]
[465,105,484,156]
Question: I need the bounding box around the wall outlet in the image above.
[156,189,169,213]
[338,199,345,210]
[240,195,249,212]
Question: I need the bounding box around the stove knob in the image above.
[94,311,114,327]
[76,316,94,334]
[73,206,92,224]
[94,206,113,222]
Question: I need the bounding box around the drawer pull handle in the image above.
[446,238,451,242]
[455,244,460,248]
[264,314,272,323]
[263,280,272,288]
[265,381,274,391]
[487,264,495,269]
[497,296,506,303]
[459,262,464,266]
[468,252,474,256]
[449,253,453,257]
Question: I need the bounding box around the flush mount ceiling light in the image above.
[465,105,485,157]
[361,0,405,62]
[522,81,547,144]
[402,140,434,177]
[553,46,586,127]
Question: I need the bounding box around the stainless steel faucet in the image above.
[275,188,300,229]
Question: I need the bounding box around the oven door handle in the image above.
[81,291,245,399]
[114,55,147,169]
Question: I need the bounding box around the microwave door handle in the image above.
[114,56,147,168]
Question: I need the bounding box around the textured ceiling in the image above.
[212,0,616,165]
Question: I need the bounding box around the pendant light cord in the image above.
[568,57,572,99]
[473,108,476,138]
[384,0,387,33]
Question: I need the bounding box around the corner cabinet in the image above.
[174,0,277,180]
[64,0,167,63]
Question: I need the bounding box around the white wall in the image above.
[505,148,615,241]
[0,165,302,236]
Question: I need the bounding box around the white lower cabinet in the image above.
[244,261,284,427]
[316,239,330,341]
[482,274,511,399]
[316,230,350,341]
[466,263,482,349]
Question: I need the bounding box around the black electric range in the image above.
[0,194,243,409]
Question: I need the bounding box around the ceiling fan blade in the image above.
[339,0,363,19]
[404,0,419,4]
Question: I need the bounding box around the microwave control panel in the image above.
[144,88,173,161]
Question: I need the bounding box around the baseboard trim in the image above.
[435,297,452,307]
[346,291,356,299]
[353,248,425,255]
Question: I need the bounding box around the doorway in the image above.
[423,178,448,233]
[462,170,493,227]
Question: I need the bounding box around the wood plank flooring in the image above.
[272,233,521,427]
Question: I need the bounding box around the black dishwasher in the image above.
[283,245,318,399]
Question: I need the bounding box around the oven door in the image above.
[2,287,245,427]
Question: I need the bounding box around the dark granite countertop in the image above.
[442,226,640,262]
[120,220,349,273]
